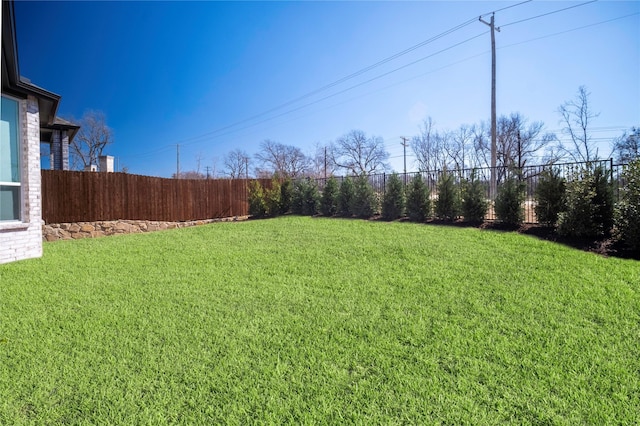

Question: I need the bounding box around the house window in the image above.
[0,96,21,221]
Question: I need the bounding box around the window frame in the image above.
[0,94,24,223]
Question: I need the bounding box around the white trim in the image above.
[0,221,29,231]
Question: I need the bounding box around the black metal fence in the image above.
[315,159,628,223]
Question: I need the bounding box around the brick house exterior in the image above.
[1,0,66,264]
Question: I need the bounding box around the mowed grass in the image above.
[1,217,638,424]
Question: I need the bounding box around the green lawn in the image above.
[1,216,638,424]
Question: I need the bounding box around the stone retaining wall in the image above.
[42,216,249,242]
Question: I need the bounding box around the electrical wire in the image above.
[124,1,534,159]
[480,0,533,18]
[123,29,490,160]
[124,0,627,164]
[190,10,636,155]
[154,18,482,148]
[499,11,639,49]
[175,31,489,149]
[501,0,599,27]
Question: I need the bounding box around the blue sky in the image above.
[14,0,640,177]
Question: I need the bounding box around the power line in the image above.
[123,2,534,158]
[499,11,639,50]
[480,0,533,18]
[151,17,483,149]
[123,2,629,163]
[178,12,635,155]
[180,32,488,148]
[501,0,598,28]
[124,29,487,158]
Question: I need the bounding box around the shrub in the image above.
[435,171,459,221]
[406,174,431,222]
[279,178,292,214]
[291,178,320,216]
[534,168,566,226]
[557,165,614,238]
[264,178,282,217]
[320,177,340,216]
[495,177,525,225]
[338,177,355,217]
[591,166,615,233]
[461,171,488,223]
[614,159,640,249]
[382,173,405,220]
[351,174,378,218]
[248,180,267,218]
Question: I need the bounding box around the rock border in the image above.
[42,216,249,242]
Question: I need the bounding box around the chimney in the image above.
[99,155,114,173]
[84,164,97,172]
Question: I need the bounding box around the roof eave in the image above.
[2,0,60,125]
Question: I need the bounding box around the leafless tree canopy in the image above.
[471,122,491,169]
[331,130,389,175]
[613,127,640,163]
[412,118,485,172]
[411,115,558,177]
[446,124,474,171]
[172,170,206,179]
[411,118,446,172]
[255,139,310,178]
[69,110,113,170]
[224,148,251,178]
[307,142,337,179]
[558,86,600,162]
[495,113,557,172]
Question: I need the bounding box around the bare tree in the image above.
[411,118,449,172]
[471,122,491,169]
[612,127,640,163]
[413,119,493,172]
[308,142,336,178]
[210,156,220,178]
[330,130,389,175]
[445,124,475,171]
[255,139,310,178]
[558,86,600,162]
[224,149,250,178]
[171,170,205,179]
[69,110,113,170]
[497,113,557,174]
[195,151,204,175]
[470,114,557,181]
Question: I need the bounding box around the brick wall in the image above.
[0,95,43,264]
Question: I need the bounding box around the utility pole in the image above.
[400,136,409,185]
[245,157,249,180]
[205,166,211,179]
[176,144,180,179]
[479,13,500,199]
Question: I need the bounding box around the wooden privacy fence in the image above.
[41,170,269,224]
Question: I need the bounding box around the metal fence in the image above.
[42,160,629,225]
[315,159,627,223]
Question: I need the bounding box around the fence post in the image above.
[610,158,614,184]
[383,173,386,196]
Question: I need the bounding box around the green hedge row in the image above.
[248,160,640,250]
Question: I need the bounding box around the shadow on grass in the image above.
[425,219,639,260]
[254,214,638,260]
